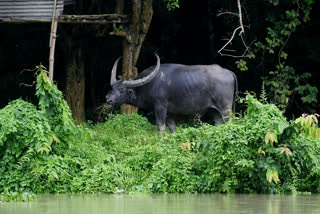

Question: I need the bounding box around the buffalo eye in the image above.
[128,89,134,96]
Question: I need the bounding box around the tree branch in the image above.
[109,30,127,37]
[217,26,242,55]
[217,0,253,58]
[237,0,245,35]
[217,11,238,17]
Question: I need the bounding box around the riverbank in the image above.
[1,69,320,195]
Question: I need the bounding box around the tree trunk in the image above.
[64,34,86,124]
[121,40,139,114]
[63,0,88,123]
[114,0,154,114]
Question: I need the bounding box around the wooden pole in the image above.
[0,14,129,24]
[49,0,58,81]
[49,19,58,80]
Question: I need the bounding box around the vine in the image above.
[165,0,179,11]
[251,0,317,112]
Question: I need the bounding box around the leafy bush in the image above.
[0,99,59,192]
[0,66,81,193]
[35,66,76,145]
[0,66,319,194]
[192,95,320,193]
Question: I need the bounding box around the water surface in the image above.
[1,194,320,214]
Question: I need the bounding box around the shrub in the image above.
[0,66,80,193]
[193,95,320,193]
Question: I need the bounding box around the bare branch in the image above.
[237,0,245,35]
[217,11,238,17]
[19,83,34,87]
[223,49,237,52]
[217,0,254,58]
[109,30,127,37]
[218,26,242,55]
[19,68,36,74]
[240,31,249,50]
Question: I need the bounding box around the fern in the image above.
[15,148,35,170]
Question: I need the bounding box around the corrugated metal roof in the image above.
[0,0,74,21]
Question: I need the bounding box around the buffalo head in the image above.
[106,54,160,106]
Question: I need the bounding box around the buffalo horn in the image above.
[122,54,160,88]
[110,57,121,86]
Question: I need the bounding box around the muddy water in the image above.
[1,194,320,214]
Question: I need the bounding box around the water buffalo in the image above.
[106,54,238,133]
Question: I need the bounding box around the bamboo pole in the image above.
[49,19,58,80]
[49,0,58,81]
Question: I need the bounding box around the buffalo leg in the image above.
[214,109,231,125]
[221,109,231,123]
[167,115,176,133]
[154,105,167,134]
[213,112,223,126]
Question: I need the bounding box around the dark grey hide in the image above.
[106,55,238,133]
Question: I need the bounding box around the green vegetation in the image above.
[165,0,180,11]
[0,189,36,202]
[240,0,318,112]
[0,67,320,195]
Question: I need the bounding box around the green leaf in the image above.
[266,168,280,184]
[50,171,59,181]
[280,51,288,59]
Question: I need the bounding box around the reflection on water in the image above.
[1,194,320,214]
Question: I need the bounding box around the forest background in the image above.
[0,0,319,121]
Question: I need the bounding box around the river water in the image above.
[1,194,320,214]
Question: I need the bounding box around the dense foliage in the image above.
[247,0,318,112]
[0,66,89,194]
[0,68,319,195]
[0,190,36,202]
